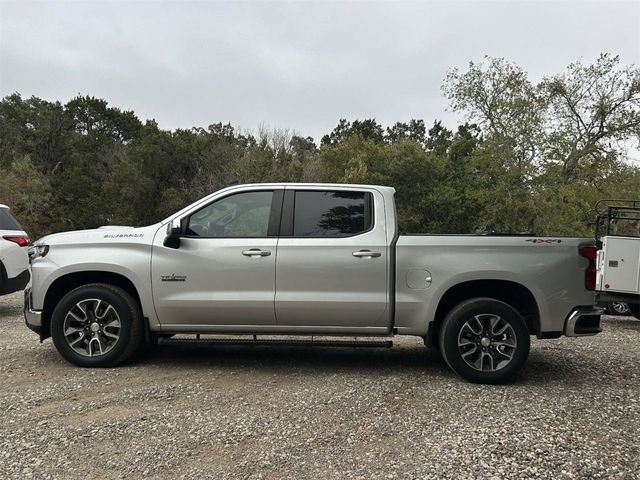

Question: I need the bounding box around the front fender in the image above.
[30,244,155,324]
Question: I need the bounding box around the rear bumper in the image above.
[0,267,30,296]
[23,287,43,336]
[564,306,604,337]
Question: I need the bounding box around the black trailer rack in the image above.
[594,199,640,241]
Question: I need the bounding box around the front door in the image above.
[151,189,281,328]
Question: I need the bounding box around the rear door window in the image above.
[293,191,373,237]
[0,208,21,231]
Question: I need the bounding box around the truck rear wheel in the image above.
[51,283,143,367]
[438,298,530,384]
[629,303,640,320]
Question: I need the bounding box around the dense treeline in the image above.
[1,54,639,239]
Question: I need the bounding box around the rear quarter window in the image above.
[0,208,22,231]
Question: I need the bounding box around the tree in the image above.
[443,54,640,235]
[443,57,545,170]
[541,53,640,182]
[2,54,639,239]
[386,119,427,146]
[321,118,385,145]
[65,95,142,143]
[425,121,453,156]
[0,156,52,236]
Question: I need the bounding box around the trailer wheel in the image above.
[439,297,530,384]
[606,301,630,316]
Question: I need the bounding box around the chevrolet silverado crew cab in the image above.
[24,183,602,383]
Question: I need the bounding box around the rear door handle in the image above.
[352,250,381,258]
[242,249,271,257]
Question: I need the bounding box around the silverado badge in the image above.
[161,274,187,282]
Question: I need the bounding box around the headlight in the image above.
[28,244,49,261]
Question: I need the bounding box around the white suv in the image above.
[0,204,30,296]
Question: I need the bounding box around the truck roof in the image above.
[228,183,396,194]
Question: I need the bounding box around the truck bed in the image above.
[394,235,595,336]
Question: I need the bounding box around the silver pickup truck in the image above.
[24,183,602,383]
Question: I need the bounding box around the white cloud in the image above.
[1,0,638,141]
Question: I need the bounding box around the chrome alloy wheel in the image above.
[457,314,517,372]
[63,299,122,357]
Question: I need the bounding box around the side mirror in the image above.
[163,220,182,249]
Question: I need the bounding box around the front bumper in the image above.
[24,287,43,336]
[564,306,604,337]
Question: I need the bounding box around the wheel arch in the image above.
[425,279,540,347]
[40,271,143,340]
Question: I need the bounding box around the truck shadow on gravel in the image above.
[122,341,629,387]
[143,343,445,374]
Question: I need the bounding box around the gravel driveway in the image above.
[1,291,639,479]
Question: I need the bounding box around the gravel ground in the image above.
[1,291,639,480]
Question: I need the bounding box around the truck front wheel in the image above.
[51,283,143,367]
[438,298,530,384]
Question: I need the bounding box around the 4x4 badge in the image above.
[526,239,562,244]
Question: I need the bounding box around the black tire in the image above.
[438,297,530,384]
[51,283,143,367]
[630,303,640,320]
[606,301,630,316]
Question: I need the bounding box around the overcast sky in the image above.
[1,0,639,141]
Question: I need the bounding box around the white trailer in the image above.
[595,200,640,319]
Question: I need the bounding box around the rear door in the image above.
[274,187,391,331]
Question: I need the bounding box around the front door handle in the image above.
[242,249,271,257]
[352,250,381,258]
